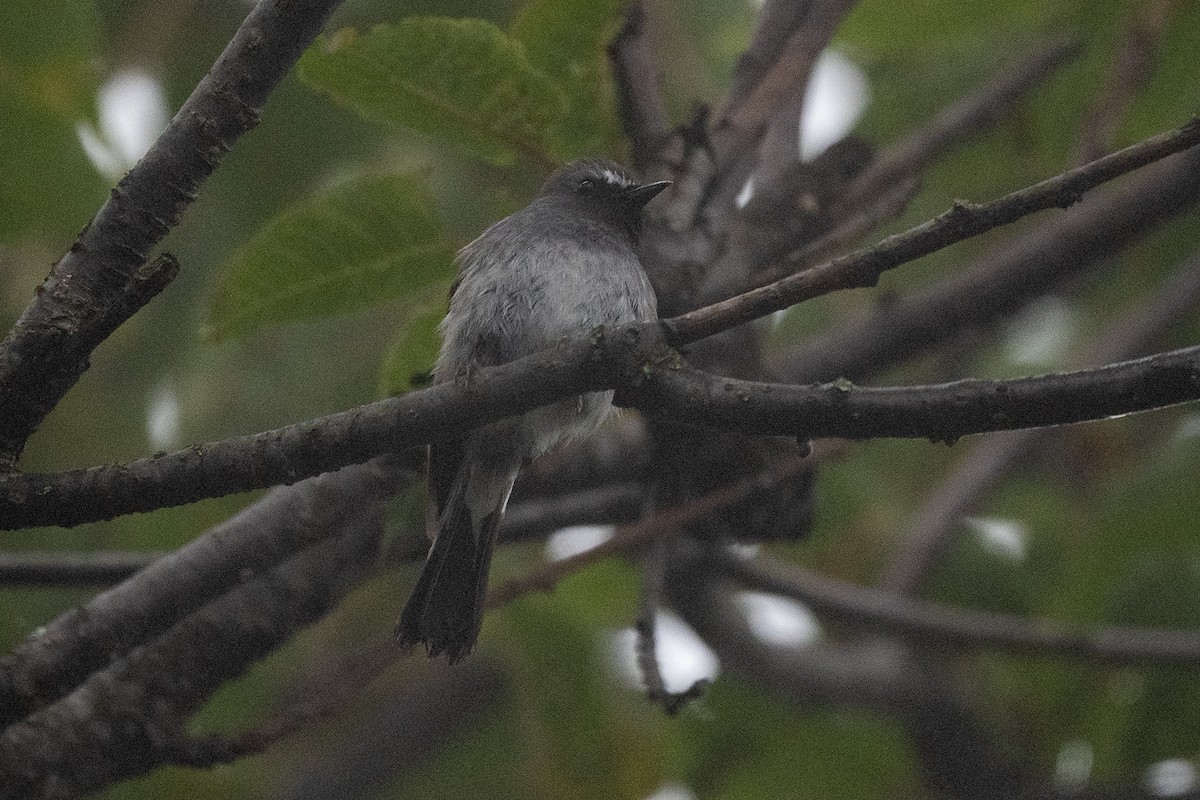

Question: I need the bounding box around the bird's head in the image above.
[539,158,670,237]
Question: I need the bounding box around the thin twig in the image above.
[499,482,648,544]
[608,1,671,174]
[843,37,1080,210]
[707,547,1200,666]
[666,117,1200,343]
[486,456,815,608]
[770,138,1200,383]
[0,550,164,586]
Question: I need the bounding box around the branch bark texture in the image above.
[0,457,403,725]
[0,498,381,799]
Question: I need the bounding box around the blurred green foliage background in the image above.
[2,0,1200,797]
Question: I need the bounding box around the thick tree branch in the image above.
[641,343,1200,442]
[0,335,611,529]
[0,501,381,799]
[666,117,1200,343]
[6,337,1200,530]
[0,0,346,465]
[0,456,406,725]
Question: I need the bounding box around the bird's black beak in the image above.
[624,180,671,209]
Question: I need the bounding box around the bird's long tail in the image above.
[396,455,515,663]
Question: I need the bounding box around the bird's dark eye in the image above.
[578,179,596,192]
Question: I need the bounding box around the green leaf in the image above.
[204,174,455,340]
[510,0,628,157]
[502,596,663,800]
[377,284,448,397]
[298,18,567,166]
[0,0,97,117]
[0,0,106,243]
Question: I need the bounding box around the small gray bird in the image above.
[397,159,669,663]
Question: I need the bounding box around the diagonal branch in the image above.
[0,456,407,725]
[842,37,1080,211]
[0,336,609,530]
[705,546,1200,666]
[771,136,1200,383]
[665,117,1200,343]
[698,38,1078,307]
[0,498,382,799]
[0,0,346,466]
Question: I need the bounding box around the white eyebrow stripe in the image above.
[600,168,632,187]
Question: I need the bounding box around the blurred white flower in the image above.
[736,590,822,647]
[77,69,169,182]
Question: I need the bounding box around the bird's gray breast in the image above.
[436,207,657,381]
[435,205,657,458]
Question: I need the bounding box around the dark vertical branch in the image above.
[710,1,858,180]
[0,0,346,465]
[1075,0,1176,165]
[739,0,858,194]
[608,1,671,174]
